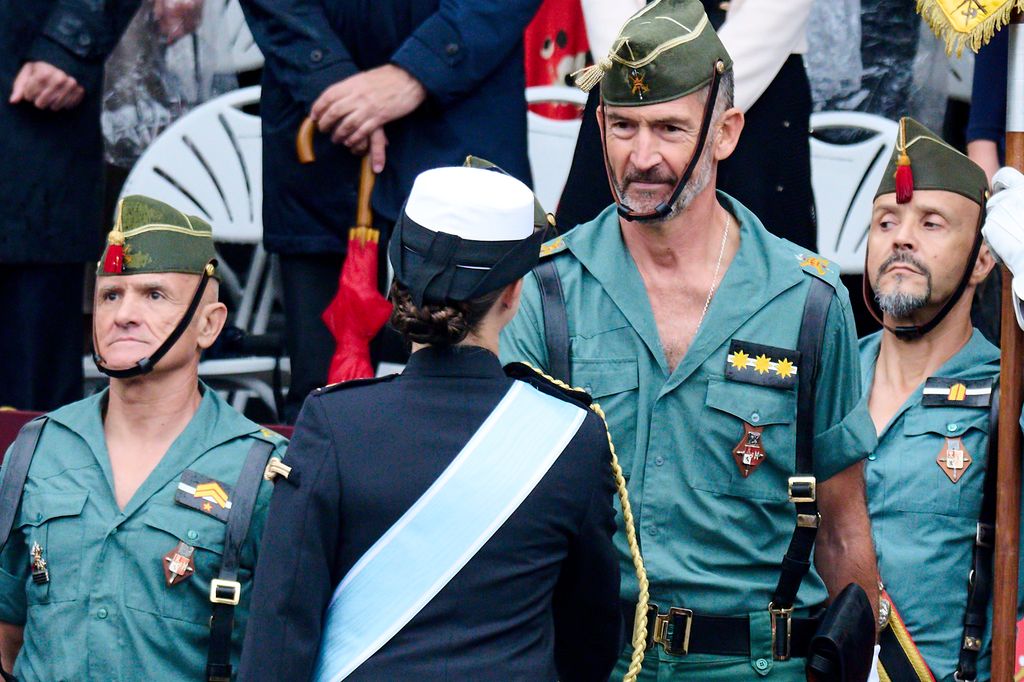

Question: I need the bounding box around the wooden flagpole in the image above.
[992,12,1024,680]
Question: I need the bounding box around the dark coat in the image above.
[0,0,140,264]
[238,0,540,255]
[238,346,623,681]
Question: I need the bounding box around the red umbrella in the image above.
[297,124,393,383]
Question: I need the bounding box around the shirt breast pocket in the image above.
[690,379,797,501]
[572,358,639,478]
[17,491,88,604]
[125,504,227,624]
[894,410,990,517]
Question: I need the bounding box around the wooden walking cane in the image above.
[993,13,1024,680]
[294,116,390,382]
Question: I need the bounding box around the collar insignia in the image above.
[539,237,565,258]
[797,254,830,276]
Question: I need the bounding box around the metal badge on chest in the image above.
[921,376,994,484]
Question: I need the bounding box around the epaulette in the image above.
[539,235,569,259]
[504,361,593,406]
[311,373,399,397]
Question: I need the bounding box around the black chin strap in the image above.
[600,61,725,222]
[93,260,217,378]
[862,197,985,340]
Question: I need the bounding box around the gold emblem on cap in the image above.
[629,69,650,99]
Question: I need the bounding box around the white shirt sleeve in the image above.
[717,0,815,112]
[580,0,644,61]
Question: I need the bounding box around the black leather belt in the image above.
[621,601,821,659]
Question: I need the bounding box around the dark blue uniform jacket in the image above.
[237,0,539,254]
[0,0,140,263]
[238,346,622,681]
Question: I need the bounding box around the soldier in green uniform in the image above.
[0,196,287,681]
[861,118,1012,682]
[500,0,879,679]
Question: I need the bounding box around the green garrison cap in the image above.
[875,116,988,206]
[98,195,218,278]
[573,0,732,106]
[462,155,556,233]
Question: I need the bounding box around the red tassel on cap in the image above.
[895,151,913,204]
[894,118,913,204]
[102,230,125,273]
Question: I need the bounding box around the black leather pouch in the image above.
[806,583,875,682]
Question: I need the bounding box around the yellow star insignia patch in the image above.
[754,354,772,374]
[725,339,800,389]
[202,501,213,513]
[730,349,750,370]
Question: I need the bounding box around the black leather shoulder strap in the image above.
[955,385,1000,682]
[771,278,833,632]
[534,259,571,384]
[0,418,46,551]
[206,439,275,682]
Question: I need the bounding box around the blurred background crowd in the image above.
[0,0,1012,425]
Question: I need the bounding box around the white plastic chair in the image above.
[526,85,589,214]
[810,111,899,275]
[85,86,288,416]
[210,0,264,74]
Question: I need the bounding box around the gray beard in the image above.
[875,288,931,319]
[665,147,714,220]
[873,251,933,319]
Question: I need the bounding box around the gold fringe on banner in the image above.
[917,0,1024,56]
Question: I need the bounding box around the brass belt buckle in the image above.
[769,602,794,661]
[652,607,693,656]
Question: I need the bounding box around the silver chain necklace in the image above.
[694,211,731,334]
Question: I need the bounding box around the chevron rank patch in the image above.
[725,339,802,389]
[175,470,233,522]
[921,377,993,408]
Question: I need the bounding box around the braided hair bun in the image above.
[389,282,502,346]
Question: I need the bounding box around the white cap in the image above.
[404,167,535,242]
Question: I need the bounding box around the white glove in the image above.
[866,644,881,682]
[983,166,1024,331]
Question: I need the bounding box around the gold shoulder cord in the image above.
[523,363,649,681]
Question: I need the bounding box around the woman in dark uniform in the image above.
[239,166,625,681]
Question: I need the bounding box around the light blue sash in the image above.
[313,381,588,682]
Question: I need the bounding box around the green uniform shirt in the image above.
[861,329,1007,681]
[0,384,285,682]
[502,195,876,677]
